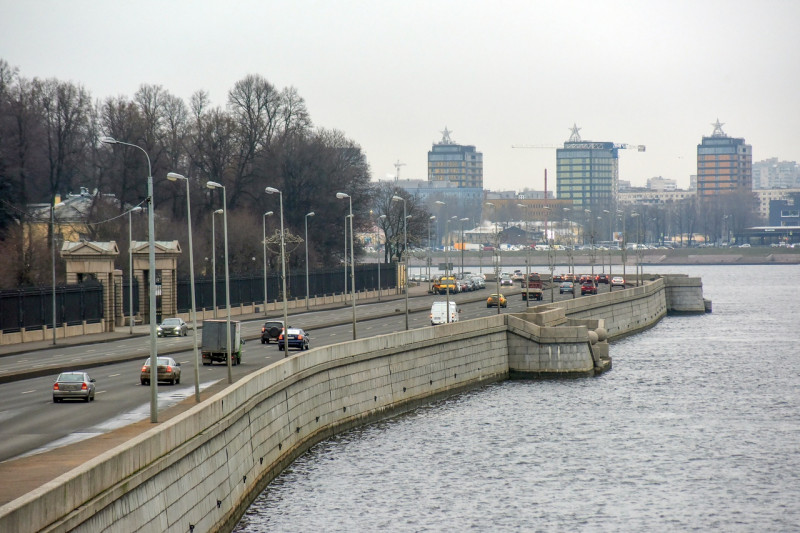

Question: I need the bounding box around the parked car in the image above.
[595,273,609,284]
[278,328,310,351]
[157,317,188,337]
[53,371,96,402]
[610,276,625,288]
[141,356,181,385]
[486,294,507,308]
[559,281,574,294]
[261,320,285,344]
[581,282,598,295]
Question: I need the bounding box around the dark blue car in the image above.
[278,328,310,352]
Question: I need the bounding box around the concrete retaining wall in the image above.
[0,276,706,533]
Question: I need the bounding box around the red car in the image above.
[581,282,598,295]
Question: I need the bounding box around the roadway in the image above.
[0,279,617,504]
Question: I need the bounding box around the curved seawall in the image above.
[0,275,705,533]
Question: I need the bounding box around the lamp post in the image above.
[378,214,387,301]
[100,136,159,423]
[211,209,223,318]
[517,203,531,308]
[485,202,501,315]
[127,206,143,334]
[166,172,201,402]
[336,192,357,339]
[265,187,290,344]
[391,195,409,330]
[631,212,640,286]
[304,211,314,310]
[459,217,469,278]
[262,211,274,315]
[50,200,64,345]
[207,181,233,384]
[445,216,454,322]
[428,215,436,293]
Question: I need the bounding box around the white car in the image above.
[610,276,625,288]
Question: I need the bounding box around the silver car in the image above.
[53,371,96,402]
[141,357,182,385]
[157,317,188,337]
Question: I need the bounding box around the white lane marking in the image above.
[22,390,36,394]
[108,373,120,377]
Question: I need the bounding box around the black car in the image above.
[278,328,310,352]
[261,320,285,344]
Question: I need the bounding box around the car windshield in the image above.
[265,322,283,328]
[162,319,181,325]
[58,373,84,382]
[143,358,172,366]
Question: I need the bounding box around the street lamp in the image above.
[485,202,502,314]
[631,212,641,286]
[166,172,201,402]
[391,195,409,330]
[50,200,64,345]
[265,187,290,345]
[459,217,469,278]
[207,181,233,384]
[378,214,387,301]
[336,192,357,340]
[262,211,274,316]
[100,136,159,422]
[211,209,223,318]
[428,215,436,293]
[517,203,532,308]
[127,206,143,334]
[304,211,314,310]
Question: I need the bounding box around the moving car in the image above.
[581,282,598,295]
[53,371,96,402]
[552,273,564,282]
[500,276,514,287]
[141,356,181,385]
[261,320,285,344]
[157,317,188,337]
[430,301,459,325]
[559,281,574,294]
[610,276,625,289]
[278,328,310,351]
[486,293,507,308]
[595,273,609,284]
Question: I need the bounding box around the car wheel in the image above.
[84,395,90,402]
[141,380,148,385]
[176,376,180,384]
[279,345,284,351]
[261,339,266,344]
[53,397,60,403]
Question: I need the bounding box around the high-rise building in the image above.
[427,127,483,189]
[752,158,800,190]
[696,119,752,197]
[556,124,619,214]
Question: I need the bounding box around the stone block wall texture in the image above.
[0,277,705,533]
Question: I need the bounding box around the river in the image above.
[235,264,800,532]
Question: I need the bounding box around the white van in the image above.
[430,301,459,325]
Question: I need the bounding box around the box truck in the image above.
[201,319,243,365]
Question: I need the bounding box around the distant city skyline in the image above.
[2,0,798,192]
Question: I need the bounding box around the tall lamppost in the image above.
[336,192,357,339]
[517,203,532,308]
[304,211,315,310]
[444,216,454,322]
[632,212,641,286]
[211,209,223,318]
[459,217,469,278]
[391,195,409,330]
[265,187,289,343]
[428,215,436,293]
[50,200,64,345]
[100,136,158,422]
[262,211,273,315]
[485,202,502,315]
[378,214,387,301]
[127,206,143,334]
[166,172,201,402]
[207,181,233,384]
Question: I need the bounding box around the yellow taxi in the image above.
[486,293,507,308]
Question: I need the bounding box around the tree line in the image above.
[0,60,430,289]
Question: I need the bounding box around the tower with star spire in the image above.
[427,127,483,189]
[696,119,752,197]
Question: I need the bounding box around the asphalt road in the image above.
[0,280,616,463]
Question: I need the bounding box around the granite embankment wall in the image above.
[0,276,705,533]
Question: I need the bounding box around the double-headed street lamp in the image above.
[305,211,315,310]
[391,195,409,330]
[428,215,436,293]
[336,192,357,339]
[100,136,159,423]
[207,181,233,384]
[265,187,289,342]
[166,172,201,402]
[127,206,143,334]
[262,211,274,315]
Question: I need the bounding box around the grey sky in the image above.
[2,0,798,192]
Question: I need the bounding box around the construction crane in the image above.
[393,159,406,182]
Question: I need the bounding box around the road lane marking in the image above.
[108,373,120,377]
[22,390,36,394]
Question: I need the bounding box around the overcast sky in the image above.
[2,0,798,192]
